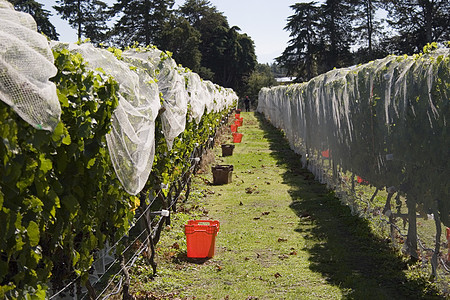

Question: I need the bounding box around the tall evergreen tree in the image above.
[321,0,354,70]
[10,0,59,40]
[353,0,387,62]
[53,0,109,43]
[382,0,450,54]
[110,0,174,47]
[276,2,323,82]
[179,0,215,26]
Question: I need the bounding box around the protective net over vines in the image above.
[48,43,237,195]
[0,0,60,130]
[258,47,450,263]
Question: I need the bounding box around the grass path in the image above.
[130,112,444,299]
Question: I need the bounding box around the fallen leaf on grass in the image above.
[245,187,255,194]
[246,297,259,300]
[164,251,176,259]
[171,242,180,249]
[239,201,243,206]
[278,238,288,242]
[215,265,223,271]
[289,250,297,255]
[253,217,261,220]
[278,254,289,260]
[261,211,270,216]
[274,272,282,278]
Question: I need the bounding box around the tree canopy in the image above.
[53,0,109,42]
[10,0,59,40]
[278,0,450,82]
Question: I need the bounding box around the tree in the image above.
[321,0,355,70]
[110,0,175,47]
[382,0,450,54]
[278,0,355,82]
[178,0,215,25]
[178,0,257,94]
[10,0,59,40]
[158,15,202,72]
[208,26,256,94]
[352,0,387,62]
[245,63,278,104]
[53,0,109,43]
[276,2,323,82]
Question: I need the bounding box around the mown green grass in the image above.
[127,112,445,300]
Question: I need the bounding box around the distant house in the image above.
[275,77,296,84]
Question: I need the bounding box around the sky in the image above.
[40,0,306,64]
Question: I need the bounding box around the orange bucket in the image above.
[185,220,220,258]
[230,124,238,132]
[232,132,243,143]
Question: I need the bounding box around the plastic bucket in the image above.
[230,124,238,132]
[185,220,220,258]
[221,144,235,157]
[212,164,233,185]
[232,132,243,143]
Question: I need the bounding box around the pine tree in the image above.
[110,0,175,47]
[321,0,354,70]
[382,0,450,54]
[10,0,59,40]
[53,0,109,43]
[276,2,323,82]
[352,0,387,62]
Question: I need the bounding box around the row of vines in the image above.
[0,2,237,298]
[258,43,449,283]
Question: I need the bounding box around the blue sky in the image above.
[41,0,309,64]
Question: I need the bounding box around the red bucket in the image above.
[230,124,238,132]
[232,132,243,143]
[185,220,220,258]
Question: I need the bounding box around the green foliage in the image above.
[0,41,235,298]
[109,0,175,47]
[178,1,257,96]
[245,63,278,103]
[53,0,110,42]
[0,47,133,298]
[158,16,202,73]
[382,0,450,54]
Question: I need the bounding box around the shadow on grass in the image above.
[174,252,211,265]
[254,113,444,300]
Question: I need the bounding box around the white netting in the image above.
[183,70,207,123]
[0,0,60,130]
[122,48,189,149]
[258,47,450,206]
[53,43,161,195]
